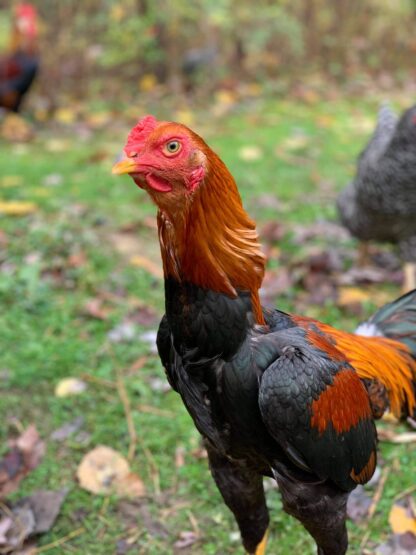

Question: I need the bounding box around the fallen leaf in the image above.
[82,298,112,321]
[280,135,310,151]
[129,305,159,327]
[0,490,67,552]
[0,201,37,216]
[55,378,87,397]
[129,255,163,279]
[174,530,199,549]
[0,176,22,188]
[1,114,33,141]
[17,490,68,534]
[54,108,77,124]
[174,110,194,127]
[50,417,84,442]
[0,425,45,498]
[389,500,416,535]
[238,146,263,161]
[139,74,157,92]
[67,251,87,268]
[378,430,416,444]
[0,516,13,545]
[44,139,70,153]
[338,286,371,307]
[77,446,145,497]
[116,472,146,498]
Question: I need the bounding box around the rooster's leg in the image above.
[205,442,269,554]
[403,262,416,293]
[274,467,348,555]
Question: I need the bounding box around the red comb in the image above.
[125,115,158,154]
[15,3,38,38]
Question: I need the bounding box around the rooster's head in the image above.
[112,115,215,214]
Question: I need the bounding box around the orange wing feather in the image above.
[293,315,416,418]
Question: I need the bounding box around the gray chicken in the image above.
[337,104,416,291]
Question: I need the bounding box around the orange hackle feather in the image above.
[156,126,266,324]
[294,315,416,418]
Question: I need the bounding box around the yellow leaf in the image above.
[0,201,37,216]
[1,176,22,188]
[280,136,310,151]
[389,503,416,535]
[55,108,76,125]
[110,5,125,21]
[77,446,145,497]
[139,74,157,92]
[174,109,194,127]
[130,255,163,279]
[338,287,371,307]
[45,139,70,152]
[55,377,87,397]
[215,89,237,106]
[238,146,263,162]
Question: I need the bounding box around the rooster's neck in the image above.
[157,156,266,325]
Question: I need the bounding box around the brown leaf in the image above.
[115,472,146,498]
[77,446,145,497]
[67,251,87,268]
[0,425,45,498]
[82,299,112,321]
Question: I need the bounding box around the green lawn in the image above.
[0,96,415,554]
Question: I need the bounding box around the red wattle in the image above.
[146,174,172,192]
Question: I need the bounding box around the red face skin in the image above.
[112,116,207,203]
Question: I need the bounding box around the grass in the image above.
[0,95,415,554]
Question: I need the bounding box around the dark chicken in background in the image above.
[337,104,416,292]
[113,116,416,555]
[0,3,39,113]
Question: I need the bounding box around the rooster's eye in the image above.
[164,140,181,156]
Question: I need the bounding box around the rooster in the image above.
[0,3,39,113]
[112,115,416,555]
[337,104,416,292]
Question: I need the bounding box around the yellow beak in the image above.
[112,158,138,175]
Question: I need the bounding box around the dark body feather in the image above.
[157,278,377,554]
[337,105,416,261]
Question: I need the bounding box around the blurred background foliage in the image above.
[1,0,416,110]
